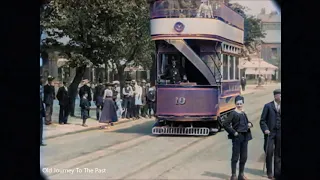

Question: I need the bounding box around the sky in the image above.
[230,0,280,16]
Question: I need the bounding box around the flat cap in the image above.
[235,95,244,104]
[273,89,281,95]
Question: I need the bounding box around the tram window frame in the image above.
[229,56,234,80]
[222,54,228,80]
[235,57,240,80]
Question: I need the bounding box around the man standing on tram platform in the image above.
[161,57,183,84]
[260,89,281,180]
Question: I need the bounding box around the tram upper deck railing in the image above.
[149,0,244,30]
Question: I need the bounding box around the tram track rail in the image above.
[122,100,266,180]
[44,86,278,178]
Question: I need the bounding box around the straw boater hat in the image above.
[47,75,55,81]
[113,80,120,85]
[142,79,146,83]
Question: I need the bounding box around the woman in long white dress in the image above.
[134,81,143,118]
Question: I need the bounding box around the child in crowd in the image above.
[80,92,91,127]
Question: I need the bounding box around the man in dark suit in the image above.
[260,89,281,180]
[57,81,70,124]
[79,79,92,116]
[93,79,105,120]
[40,75,46,146]
[43,75,55,125]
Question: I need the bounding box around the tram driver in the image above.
[160,57,187,84]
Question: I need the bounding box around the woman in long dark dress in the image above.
[223,96,253,180]
[99,83,118,129]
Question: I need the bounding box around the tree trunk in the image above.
[68,65,86,116]
[117,65,126,97]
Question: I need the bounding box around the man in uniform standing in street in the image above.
[57,82,70,124]
[43,75,55,125]
[260,89,281,180]
[79,79,92,116]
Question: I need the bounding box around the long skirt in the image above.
[99,98,118,124]
[135,95,143,105]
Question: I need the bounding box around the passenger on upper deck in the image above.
[197,0,213,18]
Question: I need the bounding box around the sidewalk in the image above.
[242,83,280,95]
[44,117,133,139]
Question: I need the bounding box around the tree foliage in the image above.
[228,2,265,59]
[41,0,153,70]
[41,0,153,115]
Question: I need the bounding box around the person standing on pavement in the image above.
[99,83,118,128]
[223,95,253,180]
[240,76,246,91]
[134,80,143,119]
[79,79,92,117]
[40,75,46,146]
[93,79,105,120]
[259,89,281,180]
[131,80,137,119]
[56,81,70,124]
[122,79,133,119]
[43,75,55,125]
[113,81,123,119]
[146,86,156,118]
[140,80,147,118]
[80,92,90,127]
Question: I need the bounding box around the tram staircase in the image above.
[152,39,223,136]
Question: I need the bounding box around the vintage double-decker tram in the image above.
[148,0,244,136]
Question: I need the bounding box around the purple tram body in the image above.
[156,85,219,118]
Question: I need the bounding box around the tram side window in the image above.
[229,56,234,80]
[223,54,228,80]
[235,57,240,80]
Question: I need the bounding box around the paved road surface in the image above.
[42,85,279,180]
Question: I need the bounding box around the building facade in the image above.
[257,9,281,80]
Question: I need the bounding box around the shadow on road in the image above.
[245,167,264,176]
[113,120,155,135]
[202,171,230,179]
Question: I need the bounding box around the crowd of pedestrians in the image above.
[40,75,157,130]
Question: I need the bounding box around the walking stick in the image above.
[263,133,270,174]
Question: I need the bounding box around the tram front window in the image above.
[158,54,187,84]
[157,53,210,85]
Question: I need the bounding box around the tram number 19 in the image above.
[175,97,186,105]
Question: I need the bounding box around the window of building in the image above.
[229,56,234,80]
[235,57,239,80]
[223,54,228,80]
[271,48,278,59]
[262,23,281,30]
